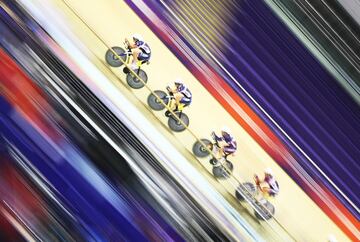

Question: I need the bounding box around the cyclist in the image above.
[210,126,237,161]
[125,33,151,70]
[254,168,280,197]
[165,79,192,116]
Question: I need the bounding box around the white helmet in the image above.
[221,126,231,134]
[264,168,274,176]
[327,234,338,242]
[132,33,143,42]
[174,79,184,85]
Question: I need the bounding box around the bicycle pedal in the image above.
[165,110,171,117]
[209,158,218,165]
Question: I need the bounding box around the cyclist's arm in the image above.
[254,175,264,186]
[169,87,178,94]
[125,38,138,49]
[128,43,138,49]
[212,133,222,142]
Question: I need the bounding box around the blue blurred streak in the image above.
[0,96,149,241]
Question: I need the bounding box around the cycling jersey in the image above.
[135,40,151,54]
[134,40,151,61]
[177,84,192,104]
[214,133,237,154]
[264,176,279,196]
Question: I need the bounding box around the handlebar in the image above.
[165,86,175,99]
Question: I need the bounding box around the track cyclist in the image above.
[210,126,237,161]
[124,33,151,70]
[165,79,192,116]
[254,168,280,198]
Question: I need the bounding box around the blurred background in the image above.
[0,0,359,241]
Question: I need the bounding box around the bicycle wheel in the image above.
[168,112,189,132]
[235,182,256,201]
[147,90,169,110]
[192,139,211,157]
[126,69,147,89]
[213,160,233,179]
[105,46,126,67]
[254,200,275,220]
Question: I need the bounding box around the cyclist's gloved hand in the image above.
[254,175,260,185]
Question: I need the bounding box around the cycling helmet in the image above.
[264,167,274,176]
[327,234,338,242]
[221,126,231,135]
[132,33,143,42]
[174,79,184,85]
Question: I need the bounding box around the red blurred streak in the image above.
[0,48,57,140]
[0,208,24,241]
[0,156,46,241]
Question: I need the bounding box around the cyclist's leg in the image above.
[168,98,176,110]
[261,187,272,198]
[132,48,141,64]
[138,52,150,62]
[174,93,183,110]
[180,98,191,108]
[223,146,235,158]
[215,145,225,160]
[178,96,192,111]
[213,144,223,160]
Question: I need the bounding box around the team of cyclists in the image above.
[124,34,279,198]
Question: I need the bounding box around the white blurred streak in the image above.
[336,0,360,26]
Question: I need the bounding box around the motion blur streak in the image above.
[1,0,359,241]
[0,47,162,241]
[267,0,360,103]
